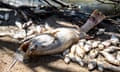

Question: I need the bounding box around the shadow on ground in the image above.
[0,37,86,72]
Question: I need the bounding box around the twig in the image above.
[4,59,17,72]
[53,0,70,7]
[106,13,120,19]
[96,0,116,4]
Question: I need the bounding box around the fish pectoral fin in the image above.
[50,30,60,37]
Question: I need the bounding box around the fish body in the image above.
[19,28,82,56]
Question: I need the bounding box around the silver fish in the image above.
[88,61,97,71]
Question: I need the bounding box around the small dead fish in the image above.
[101,40,111,47]
[88,61,97,71]
[92,41,101,48]
[86,40,93,45]
[75,55,84,66]
[76,44,85,58]
[89,49,98,58]
[70,44,77,55]
[63,49,70,56]
[78,41,85,48]
[103,46,120,53]
[83,44,92,52]
[116,52,120,61]
[110,35,119,45]
[79,39,86,43]
[68,53,76,62]
[98,44,105,50]
[97,64,104,72]
[100,51,120,66]
[64,55,71,64]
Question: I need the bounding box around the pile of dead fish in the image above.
[64,35,120,72]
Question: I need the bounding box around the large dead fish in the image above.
[21,28,82,56]
[5,10,105,72]
[20,8,106,57]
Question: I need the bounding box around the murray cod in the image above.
[16,9,105,61]
[5,9,105,72]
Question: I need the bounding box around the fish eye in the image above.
[41,45,46,48]
[35,45,38,48]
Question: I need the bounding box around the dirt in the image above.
[0,20,120,72]
[0,36,96,72]
[0,12,119,72]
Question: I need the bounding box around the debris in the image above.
[96,28,105,35]
[0,14,4,19]
[0,20,2,24]
[4,13,9,21]
[15,21,23,29]
[97,64,104,72]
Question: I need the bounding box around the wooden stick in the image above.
[5,59,17,72]
[53,0,70,7]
